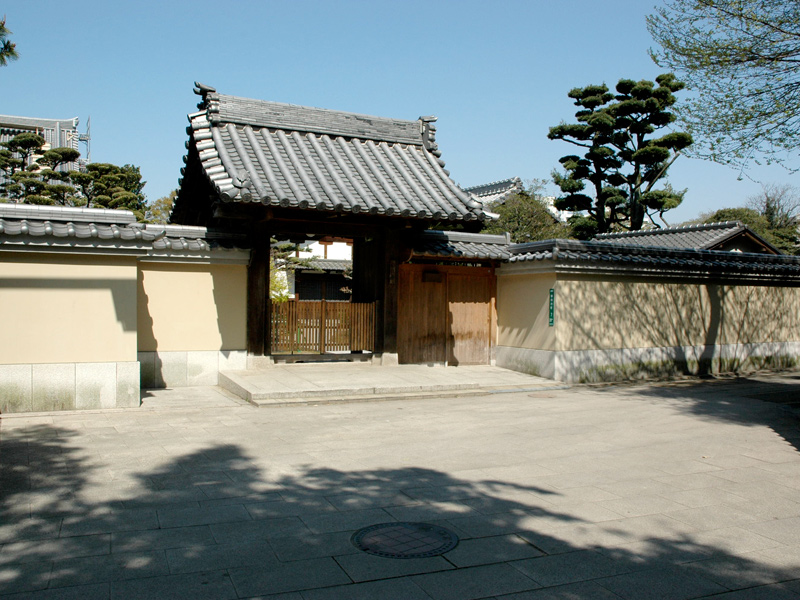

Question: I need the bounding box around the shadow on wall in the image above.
[559,280,799,382]
[210,265,247,352]
[136,269,163,388]
[136,264,248,388]
[1,411,799,596]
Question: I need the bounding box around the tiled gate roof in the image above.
[175,84,488,223]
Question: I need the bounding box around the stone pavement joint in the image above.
[2,373,800,599]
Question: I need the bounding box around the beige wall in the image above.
[497,272,557,351]
[497,272,800,354]
[0,253,138,364]
[138,262,247,352]
[557,278,800,351]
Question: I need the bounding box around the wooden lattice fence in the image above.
[270,300,375,354]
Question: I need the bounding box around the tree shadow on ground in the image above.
[1,417,800,599]
[597,375,800,453]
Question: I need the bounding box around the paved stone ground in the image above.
[2,374,800,599]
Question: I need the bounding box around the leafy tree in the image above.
[270,256,291,302]
[648,0,800,169]
[548,74,693,237]
[703,200,798,255]
[145,190,176,224]
[747,183,800,231]
[742,183,799,253]
[481,180,572,242]
[0,16,18,67]
[703,207,768,230]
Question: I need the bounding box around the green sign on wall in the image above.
[549,288,554,327]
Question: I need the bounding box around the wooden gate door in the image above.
[397,266,447,363]
[398,264,495,365]
[447,272,492,365]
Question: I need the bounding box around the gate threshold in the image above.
[272,353,373,364]
[218,363,563,406]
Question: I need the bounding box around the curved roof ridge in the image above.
[193,84,424,146]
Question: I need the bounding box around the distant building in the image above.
[0,114,88,173]
[464,177,523,207]
[288,237,352,301]
[464,178,573,223]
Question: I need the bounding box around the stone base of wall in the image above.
[494,347,555,379]
[496,342,800,383]
[0,361,140,413]
[138,350,248,388]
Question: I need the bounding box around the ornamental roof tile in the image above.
[174,84,489,223]
[412,230,510,261]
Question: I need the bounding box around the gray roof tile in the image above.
[175,84,489,223]
[0,217,157,248]
[0,203,137,224]
[211,94,423,145]
[592,221,779,253]
[412,230,510,260]
[0,205,246,255]
[508,239,800,281]
[299,258,352,272]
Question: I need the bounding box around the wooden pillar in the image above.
[247,243,270,355]
[381,228,405,356]
[353,234,384,352]
[351,228,406,358]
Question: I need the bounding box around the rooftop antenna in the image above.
[78,116,91,163]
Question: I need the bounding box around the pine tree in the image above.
[548,74,692,237]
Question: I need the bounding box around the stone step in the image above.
[219,369,567,407]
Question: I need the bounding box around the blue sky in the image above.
[3,1,797,224]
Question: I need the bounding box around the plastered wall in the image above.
[137,262,247,352]
[496,272,557,351]
[556,278,800,351]
[0,253,138,364]
[495,270,800,381]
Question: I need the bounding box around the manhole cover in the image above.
[351,522,459,559]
